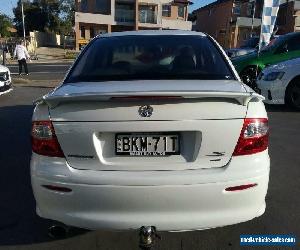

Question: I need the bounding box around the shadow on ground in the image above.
[0,105,88,246]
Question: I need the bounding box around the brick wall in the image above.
[193,0,233,46]
[277,1,296,34]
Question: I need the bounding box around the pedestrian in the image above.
[14,40,30,76]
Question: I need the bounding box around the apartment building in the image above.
[276,0,300,34]
[75,0,193,50]
[192,0,300,49]
[192,0,263,49]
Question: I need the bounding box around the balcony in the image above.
[75,12,114,25]
[115,9,135,23]
[162,19,192,30]
[295,0,300,10]
[139,9,157,24]
[235,16,261,27]
[295,16,300,27]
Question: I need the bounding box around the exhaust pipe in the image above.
[48,224,69,239]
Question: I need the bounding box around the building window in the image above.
[246,2,255,17]
[162,4,171,17]
[208,9,212,16]
[90,27,95,38]
[233,2,241,15]
[178,5,185,18]
[115,3,135,22]
[95,0,110,14]
[80,0,88,12]
[139,5,157,24]
[80,26,85,38]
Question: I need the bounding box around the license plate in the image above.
[115,133,180,156]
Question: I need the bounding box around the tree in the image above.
[59,0,75,35]
[13,0,34,36]
[35,0,61,32]
[13,0,62,36]
[0,13,13,37]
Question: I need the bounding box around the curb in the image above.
[12,78,31,84]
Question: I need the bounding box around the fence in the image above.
[0,36,38,64]
[29,31,75,49]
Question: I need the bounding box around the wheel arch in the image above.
[284,75,300,102]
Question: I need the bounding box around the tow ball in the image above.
[139,226,161,250]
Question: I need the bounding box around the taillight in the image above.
[233,118,269,156]
[31,121,64,157]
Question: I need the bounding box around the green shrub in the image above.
[64,51,79,59]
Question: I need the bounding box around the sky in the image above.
[0,0,214,18]
[0,0,17,17]
[191,0,213,12]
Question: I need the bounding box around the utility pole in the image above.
[226,0,236,49]
[21,0,26,44]
[250,0,257,37]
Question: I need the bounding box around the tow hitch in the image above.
[139,226,161,250]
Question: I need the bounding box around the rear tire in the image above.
[240,66,260,92]
[285,78,300,110]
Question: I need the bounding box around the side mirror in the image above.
[281,44,289,53]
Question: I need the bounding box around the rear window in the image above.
[66,35,235,83]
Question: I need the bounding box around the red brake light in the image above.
[31,121,64,157]
[233,118,269,156]
[225,183,258,192]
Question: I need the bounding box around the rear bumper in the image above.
[31,151,270,231]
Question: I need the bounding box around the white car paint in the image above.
[257,57,300,105]
[31,31,270,231]
[0,64,11,91]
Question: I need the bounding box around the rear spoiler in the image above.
[35,91,264,108]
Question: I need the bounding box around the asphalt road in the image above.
[0,83,299,249]
[7,63,71,81]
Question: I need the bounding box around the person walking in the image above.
[14,40,30,75]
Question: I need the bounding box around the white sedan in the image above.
[257,57,300,109]
[0,64,11,92]
[31,30,270,232]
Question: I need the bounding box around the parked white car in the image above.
[31,31,270,232]
[257,57,300,109]
[0,64,11,92]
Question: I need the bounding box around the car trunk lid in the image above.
[43,80,263,171]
